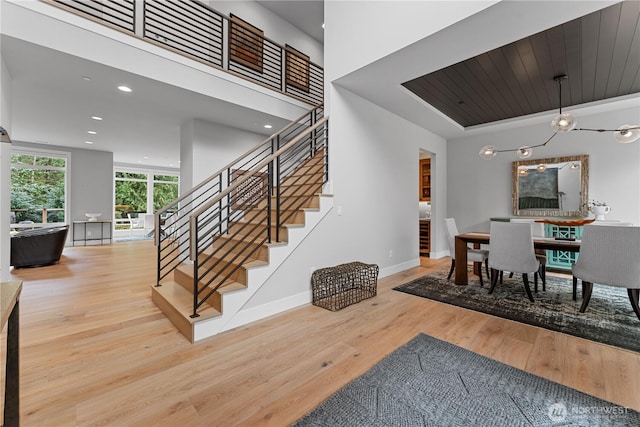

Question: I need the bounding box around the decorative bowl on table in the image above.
[85,213,102,222]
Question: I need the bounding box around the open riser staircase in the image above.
[151,105,331,342]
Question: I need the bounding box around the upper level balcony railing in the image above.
[47,0,324,105]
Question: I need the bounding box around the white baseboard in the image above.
[222,290,312,331]
[379,258,420,278]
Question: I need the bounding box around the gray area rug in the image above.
[293,334,640,426]
[393,269,640,353]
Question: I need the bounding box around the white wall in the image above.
[210,0,323,65]
[324,0,496,82]
[244,86,447,309]
[447,106,640,233]
[181,119,265,186]
[0,46,12,280]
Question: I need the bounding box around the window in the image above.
[11,150,68,224]
[153,174,179,211]
[114,168,179,221]
[115,171,148,221]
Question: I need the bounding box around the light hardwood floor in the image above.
[7,241,640,426]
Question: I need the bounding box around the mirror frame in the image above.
[512,154,589,217]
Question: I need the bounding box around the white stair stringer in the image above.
[191,193,333,341]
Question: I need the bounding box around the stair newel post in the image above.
[225,169,232,235]
[324,120,329,184]
[219,171,224,235]
[310,108,317,157]
[190,215,200,318]
[156,217,162,286]
[275,152,282,242]
[267,136,277,243]
[267,160,273,244]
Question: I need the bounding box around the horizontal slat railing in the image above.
[51,0,135,32]
[144,0,224,68]
[48,0,323,105]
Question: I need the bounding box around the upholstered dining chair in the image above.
[571,222,634,301]
[487,221,539,302]
[572,224,640,320]
[508,219,547,292]
[444,218,490,286]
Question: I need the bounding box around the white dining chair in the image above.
[572,224,640,319]
[571,221,634,301]
[487,221,539,302]
[509,219,547,291]
[444,218,490,287]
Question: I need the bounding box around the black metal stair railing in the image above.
[153,105,328,317]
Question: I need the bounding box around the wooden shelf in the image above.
[419,220,430,257]
[419,158,431,202]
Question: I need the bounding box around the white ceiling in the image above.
[257,0,324,42]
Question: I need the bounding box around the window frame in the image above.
[10,147,70,226]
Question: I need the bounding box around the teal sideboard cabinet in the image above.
[543,223,583,270]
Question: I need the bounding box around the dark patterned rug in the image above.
[393,269,640,353]
[293,334,640,426]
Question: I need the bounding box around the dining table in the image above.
[454,231,582,285]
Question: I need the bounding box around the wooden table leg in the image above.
[454,236,469,285]
[472,242,481,276]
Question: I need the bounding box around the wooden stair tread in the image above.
[172,267,247,294]
[199,247,269,269]
[152,282,221,323]
[231,220,305,228]
[174,263,260,287]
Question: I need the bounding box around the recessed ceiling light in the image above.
[118,85,132,92]
[85,141,94,145]
[143,156,149,159]
[264,124,273,129]
[137,160,143,163]
[82,76,92,81]
[87,130,97,135]
[322,23,325,29]
[91,116,103,121]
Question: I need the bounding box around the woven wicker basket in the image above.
[311,262,379,311]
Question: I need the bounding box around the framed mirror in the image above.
[512,155,588,217]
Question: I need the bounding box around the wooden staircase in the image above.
[151,147,332,342]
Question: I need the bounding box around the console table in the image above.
[72,220,112,246]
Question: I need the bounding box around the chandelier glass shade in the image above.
[614,124,640,144]
[517,146,533,158]
[551,112,577,132]
[479,145,497,160]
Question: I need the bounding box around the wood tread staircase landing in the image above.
[151,155,332,342]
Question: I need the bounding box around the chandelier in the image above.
[479,75,640,160]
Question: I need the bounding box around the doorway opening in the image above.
[419,149,432,259]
